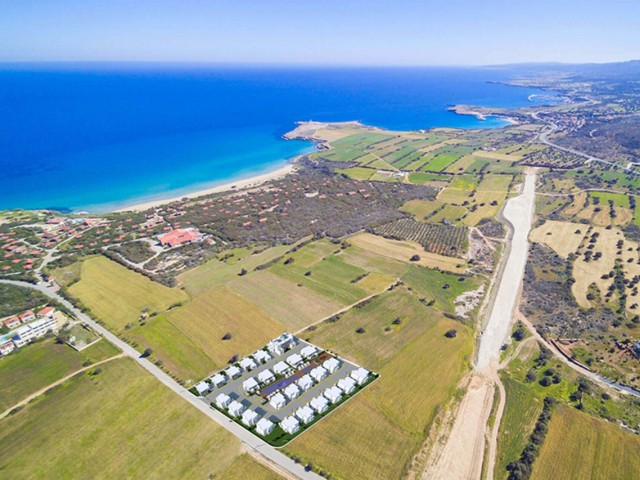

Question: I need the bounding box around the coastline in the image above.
[113,163,296,213]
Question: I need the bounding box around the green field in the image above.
[287,287,472,479]
[320,133,394,162]
[0,338,119,412]
[400,199,443,221]
[589,191,631,208]
[0,358,275,478]
[69,256,188,330]
[336,166,375,180]
[531,405,640,480]
[407,172,451,184]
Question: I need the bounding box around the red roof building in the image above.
[157,228,203,248]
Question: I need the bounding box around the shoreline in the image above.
[113,163,297,213]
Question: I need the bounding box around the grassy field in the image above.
[287,288,472,479]
[347,232,466,273]
[531,405,640,480]
[0,338,119,412]
[228,270,341,331]
[69,256,188,330]
[0,358,267,478]
[217,454,283,480]
[400,199,444,221]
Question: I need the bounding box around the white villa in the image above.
[242,409,260,427]
[228,400,246,418]
[256,418,275,436]
[267,332,297,356]
[253,350,272,364]
[300,345,319,360]
[226,365,242,379]
[286,353,303,368]
[210,373,227,387]
[295,405,315,424]
[297,374,314,391]
[258,368,275,385]
[215,393,231,409]
[310,395,329,414]
[337,376,357,394]
[351,367,370,385]
[310,366,328,382]
[323,386,343,404]
[273,361,291,376]
[323,357,340,373]
[239,357,258,371]
[283,383,301,400]
[280,416,300,435]
[270,392,287,410]
[195,381,210,395]
[242,377,260,394]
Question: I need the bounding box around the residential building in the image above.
[256,418,275,436]
[351,367,370,385]
[310,395,329,414]
[226,365,242,379]
[283,383,301,400]
[157,228,203,248]
[300,345,319,360]
[18,310,35,323]
[286,353,303,368]
[310,366,329,382]
[323,386,343,404]
[280,416,300,435]
[267,332,297,356]
[3,316,20,329]
[257,368,275,385]
[37,306,55,318]
[273,361,291,376]
[253,350,272,364]
[0,341,15,356]
[295,406,315,424]
[195,381,210,395]
[215,393,231,409]
[337,376,357,394]
[270,392,287,410]
[228,400,246,417]
[241,409,260,427]
[211,373,227,387]
[243,377,260,394]
[239,357,258,371]
[323,357,340,373]
[297,374,314,392]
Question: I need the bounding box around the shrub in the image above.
[444,329,457,338]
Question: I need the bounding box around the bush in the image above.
[222,332,233,340]
[444,329,457,338]
[141,348,153,358]
[539,376,552,387]
[410,254,421,262]
[355,327,366,334]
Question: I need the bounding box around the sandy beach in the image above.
[114,163,296,213]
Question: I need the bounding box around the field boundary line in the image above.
[0,352,126,420]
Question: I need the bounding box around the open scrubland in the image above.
[0,358,278,479]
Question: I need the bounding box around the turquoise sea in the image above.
[0,64,557,212]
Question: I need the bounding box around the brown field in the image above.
[577,205,633,226]
[529,220,586,258]
[531,405,640,480]
[228,270,341,331]
[347,232,465,273]
[562,191,587,216]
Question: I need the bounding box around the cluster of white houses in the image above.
[198,333,372,439]
[0,306,63,356]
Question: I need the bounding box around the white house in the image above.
[310,366,328,382]
[242,377,260,394]
[253,350,272,364]
[228,400,246,417]
[211,373,227,387]
[195,381,210,395]
[215,393,231,409]
[239,357,258,371]
[295,405,315,425]
[270,392,287,410]
[273,361,291,376]
[300,345,319,360]
[351,367,370,385]
[267,332,297,356]
[280,416,300,435]
[310,395,329,414]
[323,357,340,373]
[283,383,301,400]
[337,376,357,394]
[286,353,303,368]
[226,365,242,379]
[256,418,275,436]
[323,386,343,404]
[257,369,275,385]
[242,409,260,427]
[0,341,15,356]
[297,374,314,392]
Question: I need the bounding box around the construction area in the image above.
[191,333,377,446]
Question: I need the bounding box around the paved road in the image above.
[0,279,320,480]
[533,112,638,173]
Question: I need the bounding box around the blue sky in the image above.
[0,0,638,65]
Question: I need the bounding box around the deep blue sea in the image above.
[0,64,557,212]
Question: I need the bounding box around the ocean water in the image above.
[0,64,557,212]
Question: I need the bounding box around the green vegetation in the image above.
[0,337,119,412]
[0,283,49,318]
[0,358,269,478]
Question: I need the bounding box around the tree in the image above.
[410,254,421,262]
[142,348,153,358]
[539,376,552,387]
[525,369,537,383]
[356,327,366,334]
[237,268,247,276]
[222,332,233,340]
[444,329,457,338]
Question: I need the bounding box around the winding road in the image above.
[0,278,320,480]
